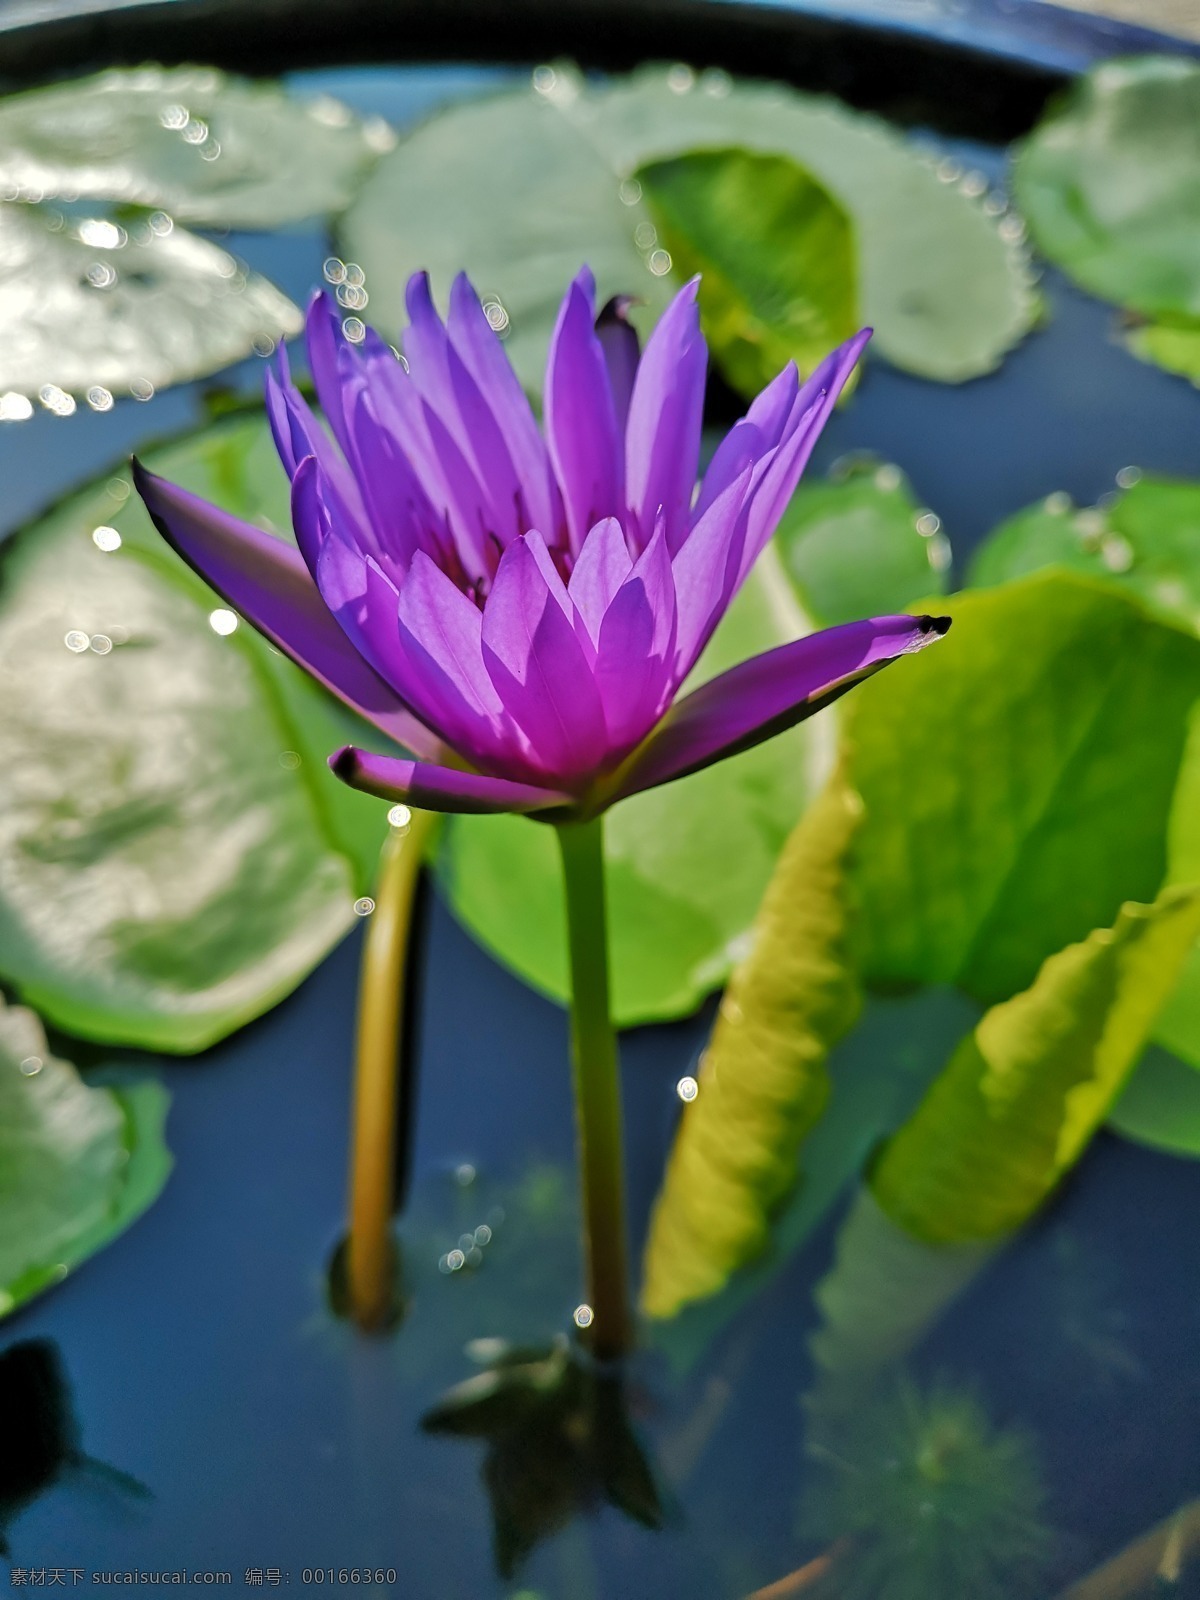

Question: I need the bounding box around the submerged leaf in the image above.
[637,147,858,396]
[340,67,1036,390]
[1014,56,1200,320]
[0,201,300,401]
[0,65,388,229]
[0,413,383,1052]
[848,573,1200,1004]
[871,888,1200,1244]
[1109,1046,1200,1157]
[0,998,171,1317]
[641,771,863,1319]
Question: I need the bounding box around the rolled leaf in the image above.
[871,886,1200,1245]
[641,770,863,1318]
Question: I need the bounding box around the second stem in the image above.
[555,814,633,1362]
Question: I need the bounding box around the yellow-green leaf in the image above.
[641,771,862,1319]
[871,887,1200,1245]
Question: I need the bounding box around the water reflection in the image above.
[0,1339,147,1556]
[422,1337,664,1580]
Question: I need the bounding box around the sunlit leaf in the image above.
[968,474,1200,635]
[341,67,1036,390]
[848,573,1200,1003]
[641,771,863,1319]
[0,412,384,1052]
[0,200,300,402]
[0,65,390,229]
[871,887,1200,1244]
[1123,312,1200,385]
[0,997,171,1317]
[1014,56,1200,320]
[637,146,858,396]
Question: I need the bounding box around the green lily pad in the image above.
[968,474,1200,634]
[776,458,951,626]
[1014,56,1200,320]
[0,411,385,1053]
[0,65,391,229]
[0,996,171,1317]
[1123,312,1200,385]
[848,573,1200,1004]
[1109,1045,1200,1157]
[0,200,300,403]
[340,66,1037,391]
[637,146,858,396]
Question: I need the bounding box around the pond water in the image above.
[3,21,1200,1600]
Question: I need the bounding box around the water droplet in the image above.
[18,1055,43,1076]
[336,282,369,311]
[159,103,190,130]
[208,607,238,635]
[465,1246,483,1267]
[446,1248,466,1272]
[915,511,942,538]
[89,634,113,655]
[181,118,209,146]
[0,392,33,421]
[647,248,672,277]
[1074,509,1107,550]
[473,1224,492,1247]
[1101,534,1135,573]
[130,377,155,401]
[77,218,125,249]
[936,157,963,184]
[252,334,276,358]
[353,897,375,917]
[64,630,90,653]
[700,67,732,98]
[666,64,695,94]
[1116,465,1142,490]
[86,385,114,412]
[363,117,395,154]
[342,317,366,344]
[573,1303,594,1328]
[618,178,642,206]
[387,803,412,830]
[278,750,302,770]
[959,170,988,198]
[926,533,953,573]
[482,298,509,333]
[323,257,347,285]
[39,384,75,417]
[92,525,122,552]
[344,263,366,288]
[998,215,1026,245]
[874,463,903,492]
[309,94,352,129]
[199,140,222,163]
[455,1162,477,1188]
[532,65,557,95]
[52,1264,68,1282]
[676,1075,699,1102]
[1043,491,1071,515]
[86,261,117,289]
[148,211,174,237]
[634,221,657,250]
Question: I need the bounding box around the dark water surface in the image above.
[2,41,1200,1600]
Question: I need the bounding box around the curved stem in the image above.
[1055,1496,1200,1600]
[555,815,633,1361]
[347,808,437,1332]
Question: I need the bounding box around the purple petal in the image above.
[303,291,356,458]
[669,462,757,678]
[567,516,633,644]
[481,532,610,780]
[614,614,951,799]
[132,460,441,760]
[330,747,571,815]
[265,347,370,542]
[692,362,799,523]
[544,269,623,554]
[448,272,565,541]
[594,518,678,751]
[595,294,641,439]
[625,278,707,553]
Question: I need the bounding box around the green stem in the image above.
[555,815,633,1361]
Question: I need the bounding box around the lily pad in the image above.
[0,65,390,229]
[340,66,1037,391]
[0,997,171,1317]
[637,146,858,396]
[776,459,951,626]
[1014,56,1200,320]
[1123,312,1200,385]
[847,573,1200,1004]
[0,411,385,1053]
[0,201,300,402]
[968,474,1200,633]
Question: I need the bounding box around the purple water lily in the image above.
[134,270,948,820]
